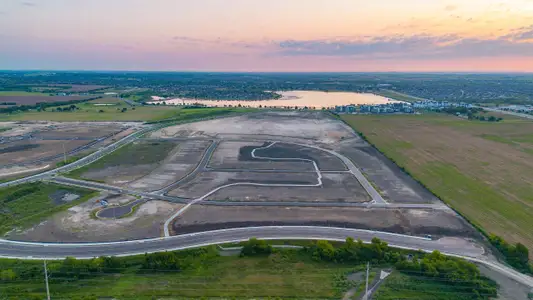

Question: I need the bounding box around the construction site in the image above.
[2,111,479,247]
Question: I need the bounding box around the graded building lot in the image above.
[336,138,440,204]
[207,141,316,171]
[171,205,478,238]
[0,123,130,171]
[71,140,180,185]
[253,142,348,171]
[168,171,332,200]
[150,111,352,144]
[0,139,90,165]
[128,140,212,191]
[201,172,371,203]
[8,197,183,242]
[341,114,533,254]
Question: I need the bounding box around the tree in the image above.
[98,109,104,113]
[312,240,335,261]
[488,115,496,122]
[240,238,272,256]
[121,107,127,113]
[0,269,16,281]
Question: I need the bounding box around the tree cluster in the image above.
[395,250,498,298]
[240,238,273,256]
[489,234,531,273]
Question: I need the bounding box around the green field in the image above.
[0,182,96,234]
[66,140,178,180]
[0,105,255,122]
[375,89,427,103]
[0,91,49,96]
[374,272,494,300]
[0,239,496,300]
[341,114,533,257]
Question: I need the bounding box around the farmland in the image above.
[0,95,96,106]
[341,114,533,254]
[0,104,254,122]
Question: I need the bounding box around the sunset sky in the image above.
[2,0,533,72]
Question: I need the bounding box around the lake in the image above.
[149,91,398,109]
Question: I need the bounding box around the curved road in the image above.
[1,226,531,287]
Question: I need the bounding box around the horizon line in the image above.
[1,69,533,75]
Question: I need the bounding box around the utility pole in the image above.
[364,261,370,300]
[44,260,50,300]
[62,142,67,165]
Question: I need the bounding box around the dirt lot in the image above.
[171,205,477,238]
[254,142,347,171]
[8,196,182,242]
[151,111,354,145]
[168,171,324,200]
[128,140,211,191]
[0,140,89,165]
[0,96,95,106]
[208,141,315,171]
[77,140,180,185]
[338,138,439,204]
[201,172,371,203]
[342,114,533,253]
[0,123,128,167]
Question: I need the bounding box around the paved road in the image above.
[155,140,219,195]
[2,225,531,287]
[0,126,151,188]
[1,134,113,168]
[51,177,189,203]
[0,226,480,259]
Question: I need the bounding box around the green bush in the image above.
[240,238,273,256]
[489,234,531,273]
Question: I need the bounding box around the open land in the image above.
[69,140,183,187]
[8,195,182,242]
[0,95,97,106]
[0,106,254,122]
[171,205,476,238]
[0,182,97,235]
[342,113,533,254]
[5,111,482,258]
[0,122,137,179]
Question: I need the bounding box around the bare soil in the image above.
[204,173,371,203]
[151,111,353,145]
[8,195,182,242]
[172,205,477,237]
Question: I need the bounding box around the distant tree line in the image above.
[438,107,503,122]
[0,97,102,114]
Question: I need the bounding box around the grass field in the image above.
[0,249,357,299]
[342,114,533,254]
[66,140,178,180]
[0,105,255,122]
[374,272,491,300]
[0,91,49,96]
[0,182,96,234]
[375,89,427,103]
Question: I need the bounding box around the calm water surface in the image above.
[150,91,398,109]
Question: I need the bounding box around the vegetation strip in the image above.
[0,238,498,299]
